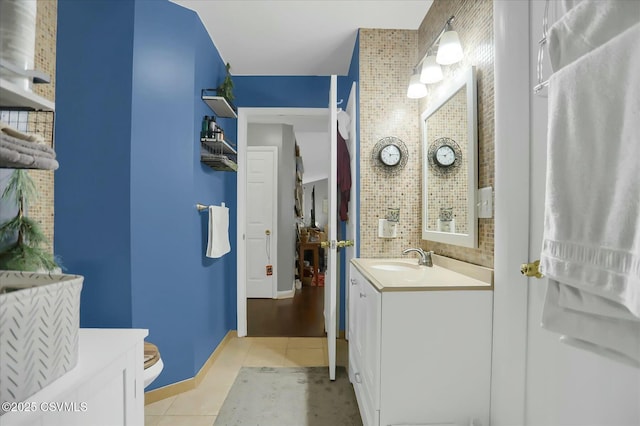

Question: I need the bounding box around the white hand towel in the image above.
[206,205,230,258]
[540,20,640,366]
[548,0,640,72]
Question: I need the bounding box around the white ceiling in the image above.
[170,0,433,76]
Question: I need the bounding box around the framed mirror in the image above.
[421,66,478,248]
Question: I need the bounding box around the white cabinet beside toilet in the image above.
[2,329,147,426]
[348,263,493,426]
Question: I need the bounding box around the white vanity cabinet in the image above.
[2,329,147,426]
[348,262,493,426]
[348,266,382,426]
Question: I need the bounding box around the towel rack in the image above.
[196,202,225,212]
[533,0,550,97]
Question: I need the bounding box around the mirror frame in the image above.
[421,65,478,248]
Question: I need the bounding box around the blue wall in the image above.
[56,0,136,328]
[234,76,329,108]
[56,0,236,390]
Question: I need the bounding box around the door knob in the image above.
[521,260,543,278]
[321,240,353,249]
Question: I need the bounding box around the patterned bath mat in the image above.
[214,366,362,426]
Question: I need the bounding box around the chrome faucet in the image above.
[402,248,434,267]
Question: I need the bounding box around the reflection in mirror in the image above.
[421,66,477,248]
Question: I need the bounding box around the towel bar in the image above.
[533,0,550,97]
[196,202,226,212]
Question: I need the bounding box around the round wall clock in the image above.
[372,136,408,171]
[428,137,462,175]
[380,143,401,166]
[434,144,456,167]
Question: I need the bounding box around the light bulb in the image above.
[407,73,427,99]
[420,55,443,84]
[436,30,463,65]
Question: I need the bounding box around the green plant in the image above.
[216,62,234,101]
[0,170,58,271]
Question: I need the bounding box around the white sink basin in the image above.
[369,261,421,272]
[352,258,492,291]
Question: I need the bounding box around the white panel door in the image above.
[493,2,640,425]
[344,82,358,340]
[246,146,277,299]
[325,75,338,380]
[523,2,640,425]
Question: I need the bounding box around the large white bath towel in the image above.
[206,205,231,258]
[540,16,640,366]
[548,0,640,71]
[542,281,640,368]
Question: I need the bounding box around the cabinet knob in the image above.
[359,292,366,298]
[350,279,357,286]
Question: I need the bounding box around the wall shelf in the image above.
[0,78,55,111]
[201,92,236,118]
[199,89,237,171]
[200,138,237,172]
[200,154,237,172]
[201,138,237,155]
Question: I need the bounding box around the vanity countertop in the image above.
[351,254,493,292]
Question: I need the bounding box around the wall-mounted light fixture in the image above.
[407,15,464,98]
[407,68,428,99]
[420,55,443,84]
[436,21,464,65]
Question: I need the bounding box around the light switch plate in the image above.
[477,186,493,218]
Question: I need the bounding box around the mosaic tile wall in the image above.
[418,0,494,267]
[425,87,469,234]
[359,0,494,268]
[29,0,57,254]
[359,29,423,258]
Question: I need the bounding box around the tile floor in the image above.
[145,336,349,426]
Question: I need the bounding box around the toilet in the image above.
[143,341,164,388]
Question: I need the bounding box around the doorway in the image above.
[238,108,330,338]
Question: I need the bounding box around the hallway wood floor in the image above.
[247,284,325,337]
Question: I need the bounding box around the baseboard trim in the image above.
[277,282,296,299]
[144,330,236,405]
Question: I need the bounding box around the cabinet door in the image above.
[348,265,379,426]
[361,278,381,409]
[348,265,364,379]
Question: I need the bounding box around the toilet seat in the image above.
[144,342,160,369]
[143,341,163,388]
